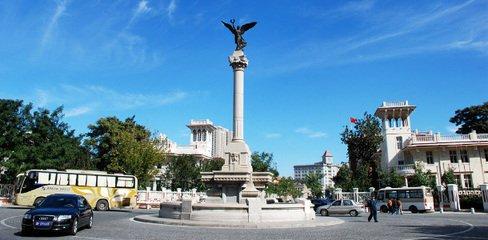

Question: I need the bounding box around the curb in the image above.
[133,214,344,229]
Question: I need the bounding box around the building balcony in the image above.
[405,131,488,147]
[395,164,415,176]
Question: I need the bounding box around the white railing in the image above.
[408,131,488,145]
[136,188,207,206]
[382,101,409,107]
[397,164,415,171]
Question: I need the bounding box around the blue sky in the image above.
[1,0,487,177]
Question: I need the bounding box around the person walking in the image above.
[387,198,393,214]
[367,196,378,222]
[396,198,403,215]
[390,198,397,215]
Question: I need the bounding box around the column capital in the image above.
[229,50,248,71]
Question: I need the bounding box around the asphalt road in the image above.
[0,207,487,240]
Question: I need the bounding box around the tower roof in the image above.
[374,101,416,119]
[322,150,333,157]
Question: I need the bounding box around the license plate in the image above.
[35,221,52,228]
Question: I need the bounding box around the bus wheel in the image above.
[380,205,389,213]
[96,199,109,211]
[409,205,418,213]
[33,197,45,207]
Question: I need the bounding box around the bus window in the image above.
[107,177,116,187]
[117,177,134,188]
[87,175,97,187]
[57,174,69,185]
[377,191,384,200]
[78,175,87,186]
[397,190,407,198]
[97,176,107,187]
[69,174,77,185]
[407,190,423,198]
[386,191,397,199]
[38,172,57,184]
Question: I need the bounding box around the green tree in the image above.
[85,116,165,188]
[378,168,404,188]
[409,163,436,189]
[340,113,383,188]
[441,169,456,186]
[304,172,324,198]
[163,155,202,191]
[449,102,488,134]
[266,177,301,198]
[251,151,279,177]
[0,99,92,183]
[200,158,225,172]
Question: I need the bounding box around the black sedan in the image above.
[22,194,93,235]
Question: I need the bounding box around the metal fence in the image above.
[0,184,14,198]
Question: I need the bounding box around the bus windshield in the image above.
[14,174,25,194]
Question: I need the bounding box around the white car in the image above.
[316,199,364,217]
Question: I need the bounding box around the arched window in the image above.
[389,118,395,128]
[403,118,408,127]
[202,130,207,141]
[197,130,202,141]
[396,118,403,127]
[193,130,197,142]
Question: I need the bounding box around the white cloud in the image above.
[265,133,282,139]
[41,0,68,47]
[65,106,92,117]
[167,0,177,19]
[128,0,152,26]
[295,127,327,138]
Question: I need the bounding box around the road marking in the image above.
[73,236,115,240]
[0,215,21,229]
[403,218,475,240]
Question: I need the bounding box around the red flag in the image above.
[350,117,358,124]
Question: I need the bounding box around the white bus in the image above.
[376,186,434,213]
[13,169,138,211]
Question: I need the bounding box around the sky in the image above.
[1,0,487,177]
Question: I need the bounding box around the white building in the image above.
[293,150,339,190]
[161,119,232,160]
[375,101,488,188]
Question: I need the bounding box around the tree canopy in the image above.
[304,172,324,198]
[0,99,92,183]
[266,177,301,199]
[84,116,165,188]
[409,163,436,189]
[251,151,279,177]
[340,113,383,188]
[449,102,488,134]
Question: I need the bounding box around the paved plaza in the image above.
[0,208,487,240]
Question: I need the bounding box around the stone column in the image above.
[447,184,460,211]
[229,50,248,141]
[481,184,488,212]
[437,185,445,212]
[334,188,342,200]
[353,188,359,203]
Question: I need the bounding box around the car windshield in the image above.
[39,196,77,208]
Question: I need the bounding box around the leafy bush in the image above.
[460,195,483,210]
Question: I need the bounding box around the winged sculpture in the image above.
[221,19,257,51]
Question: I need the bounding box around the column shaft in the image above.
[233,69,244,141]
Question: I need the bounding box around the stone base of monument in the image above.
[152,198,319,228]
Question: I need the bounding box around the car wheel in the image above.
[380,205,389,213]
[33,197,45,206]
[409,205,418,213]
[70,218,78,235]
[320,209,328,216]
[349,210,359,217]
[96,199,109,211]
[87,216,93,229]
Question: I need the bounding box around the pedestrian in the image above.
[367,195,378,222]
[396,198,403,215]
[390,198,397,215]
[387,198,393,214]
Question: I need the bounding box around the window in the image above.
[331,200,341,206]
[192,130,197,142]
[78,175,87,186]
[202,130,207,141]
[463,174,473,189]
[87,175,97,186]
[449,150,458,163]
[396,137,403,149]
[485,149,488,162]
[197,130,202,141]
[454,175,461,186]
[407,190,423,198]
[57,174,69,185]
[116,177,135,188]
[343,200,353,206]
[69,174,77,185]
[426,151,434,164]
[460,150,469,163]
[107,176,116,187]
[97,176,107,187]
[38,172,56,185]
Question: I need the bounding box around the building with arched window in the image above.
[376,101,488,188]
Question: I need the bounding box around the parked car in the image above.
[316,199,364,217]
[311,198,334,211]
[21,194,93,236]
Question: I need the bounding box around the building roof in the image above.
[322,150,333,157]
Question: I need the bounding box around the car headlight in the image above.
[23,214,32,219]
[57,215,72,221]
